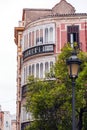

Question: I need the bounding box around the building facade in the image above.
[11,115,16,130]
[14,0,87,129]
[0,106,16,130]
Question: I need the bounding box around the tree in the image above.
[25,44,87,130]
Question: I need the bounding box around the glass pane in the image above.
[49,27,53,42]
[45,28,48,43]
[32,64,34,76]
[36,63,39,78]
[45,62,49,73]
[29,65,31,76]
[71,64,79,77]
[68,64,79,78]
[40,63,43,78]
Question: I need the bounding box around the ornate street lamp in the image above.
[66,52,81,130]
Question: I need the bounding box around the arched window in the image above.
[40,63,43,78]
[29,65,31,76]
[49,27,53,42]
[36,63,39,78]
[45,62,49,73]
[29,32,31,47]
[50,61,54,77]
[45,28,48,43]
[32,64,34,76]
[40,29,43,44]
[36,30,39,45]
[32,31,34,47]
[22,107,27,121]
[50,61,53,68]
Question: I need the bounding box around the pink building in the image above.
[0,111,4,130]
[14,0,87,130]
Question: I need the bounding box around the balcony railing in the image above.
[23,43,55,60]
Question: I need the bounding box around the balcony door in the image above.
[67,25,79,48]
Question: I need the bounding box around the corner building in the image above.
[14,0,87,129]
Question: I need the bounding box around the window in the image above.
[6,121,8,127]
[50,61,54,77]
[40,63,43,78]
[45,28,48,43]
[36,38,39,45]
[67,25,79,48]
[36,63,39,78]
[29,32,31,47]
[45,62,49,73]
[36,30,39,45]
[32,31,34,46]
[29,65,31,76]
[40,29,43,43]
[32,64,34,76]
[22,107,27,121]
[40,37,43,43]
[50,61,53,68]
[49,27,53,42]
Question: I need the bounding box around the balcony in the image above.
[23,43,55,60]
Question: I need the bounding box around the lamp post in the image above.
[66,52,81,130]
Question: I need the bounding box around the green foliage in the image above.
[25,44,87,130]
[83,112,87,130]
[54,44,73,82]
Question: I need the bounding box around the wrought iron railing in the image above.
[23,43,55,60]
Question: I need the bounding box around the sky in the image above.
[0,0,87,115]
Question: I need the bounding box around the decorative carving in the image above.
[52,0,75,14]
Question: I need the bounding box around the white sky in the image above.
[0,0,87,115]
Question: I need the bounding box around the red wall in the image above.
[56,22,87,53]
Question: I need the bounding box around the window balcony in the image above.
[23,43,55,60]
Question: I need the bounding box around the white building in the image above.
[0,106,16,130]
